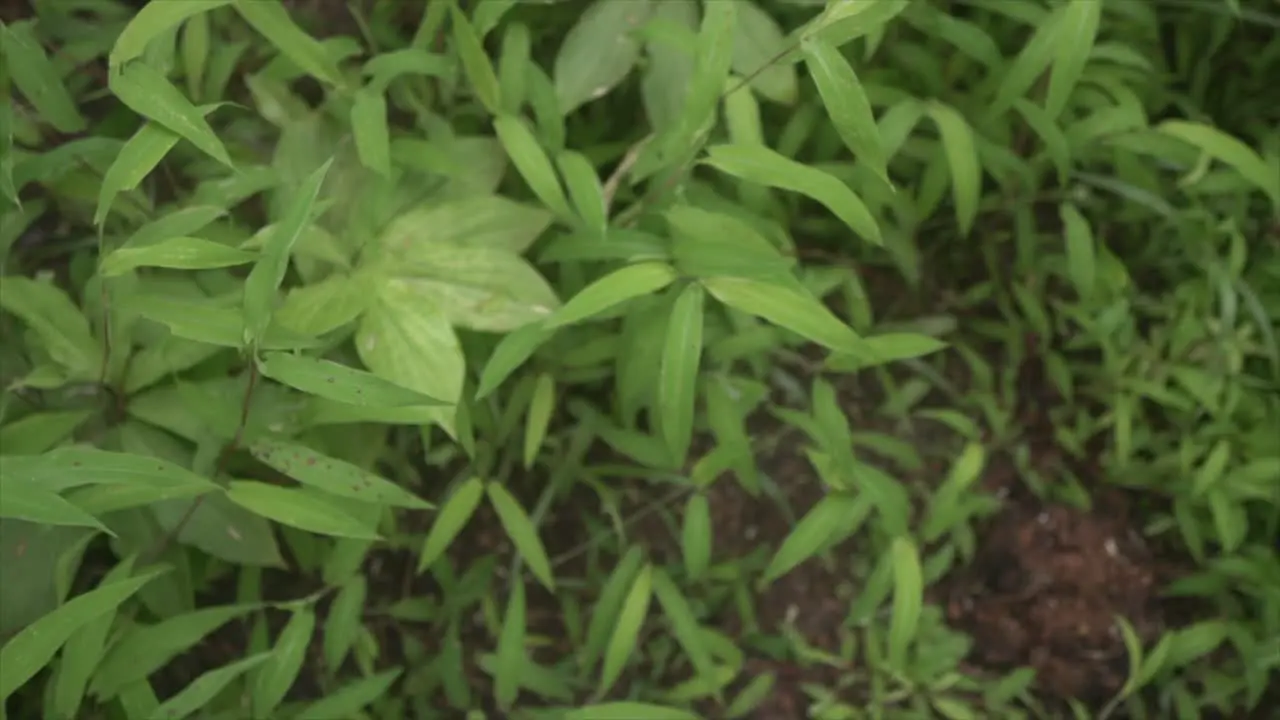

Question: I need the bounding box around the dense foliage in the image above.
[1,0,1277,718]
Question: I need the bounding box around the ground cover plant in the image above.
[1,0,1278,718]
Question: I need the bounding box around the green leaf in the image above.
[640,0,698,131]
[1,21,86,133]
[825,333,948,372]
[553,0,650,115]
[475,322,555,401]
[494,114,573,220]
[650,567,716,686]
[702,275,863,355]
[100,236,258,276]
[1044,0,1101,118]
[3,447,217,496]
[486,482,555,592]
[147,652,272,720]
[0,276,99,379]
[243,158,334,345]
[108,62,230,167]
[377,195,553,255]
[258,352,445,408]
[803,36,887,184]
[556,150,608,234]
[732,0,797,105]
[294,668,401,720]
[226,481,380,540]
[1156,120,1280,210]
[120,205,227,249]
[583,546,644,668]
[91,603,260,699]
[150,493,284,567]
[681,493,711,582]
[233,0,343,87]
[659,283,705,466]
[110,0,232,70]
[322,576,365,671]
[925,102,981,237]
[566,703,698,720]
[546,261,679,328]
[135,296,318,350]
[763,493,864,583]
[417,476,485,573]
[666,203,795,281]
[494,582,526,710]
[95,115,215,226]
[599,563,653,696]
[252,608,315,716]
[363,48,452,93]
[1059,203,1096,301]
[450,2,500,113]
[0,569,163,703]
[274,272,375,337]
[887,536,923,670]
[351,88,391,177]
[357,278,466,408]
[0,482,108,533]
[676,0,736,145]
[523,373,555,469]
[378,246,560,333]
[51,556,137,719]
[789,0,909,63]
[248,438,433,510]
[0,411,92,454]
[704,143,881,244]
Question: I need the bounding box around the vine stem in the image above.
[142,360,260,565]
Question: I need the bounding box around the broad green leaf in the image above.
[673,0,736,146]
[803,36,887,184]
[825,333,948,371]
[275,272,375,337]
[322,576,364,671]
[556,150,608,234]
[109,62,230,167]
[351,88,391,177]
[135,296,318,350]
[475,322,555,401]
[111,0,232,69]
[732,0,797,105]
[378,246,560,332]
[51,556,137,719]
[704,143,881,244]
[566,703,698,720]
[0,411,91,454]
[248,438,433,509]
[417,476,485,573]
[0,569,163,703]
[681,493,711,581]
[640,0,697,131]
[887,536,923,670]
[258,352,444,408]
[0,482,108,533]
[1157,120,1280,210]
[2,447,216,495]
[450,2,500,113]
[100,236,257,276]
[182,7,211,100]
[95,113,215,226]
[987,9,1060,117]
[494,114,573,220]
[226,481,380,540]
[243,158,333,345]
[120,205,227,249]
[294,668,401,720]
[553,0,650,115]
[2,21,86,133]
[91,603,260,699]
[925,102,981,237]
[150,493,284,567]
[798,0,910,57]
[357,278,466,408]
[659,283,705,465]
[523,373,555,469]
[650,567,716,685]
[252,608,315,716]
[546,262,679,328]
[147,652,272,720]
[377,195,553,255]
[363,48,452,93]
[0,276,99,379]
[1059,203,1096,301]
[494,582,526,710]
[1044,0,1101,118]
[702,275,863,355]
[599,563,653,696]
[486,482,555,592]
[762,493,864,583]
[666,205,794,281]
[233,0,343,86]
